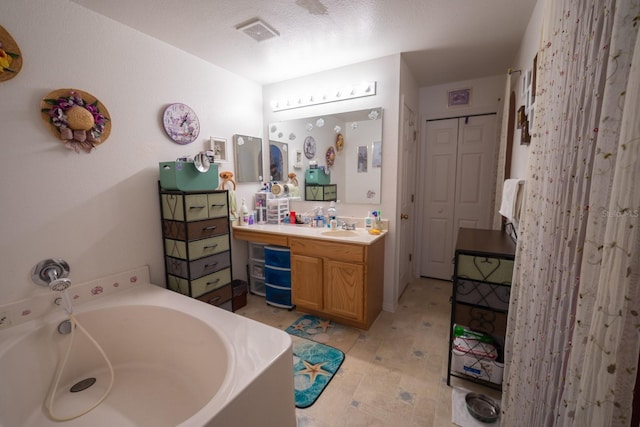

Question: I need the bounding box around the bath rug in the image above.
[451,386,501,426]
[291,335,345,408]
[285,314,360,352]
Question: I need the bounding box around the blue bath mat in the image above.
[291,335,345,408]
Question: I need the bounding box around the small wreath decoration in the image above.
[0,25,22,82]
[40,89,111,153]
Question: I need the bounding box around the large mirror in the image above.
[233,134,263,183]
[268,108,383,204]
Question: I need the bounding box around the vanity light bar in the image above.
[270,81,377,112]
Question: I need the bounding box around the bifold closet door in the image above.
[421,115,497,280]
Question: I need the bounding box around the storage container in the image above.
[305,168,331,185]
[451,348,504,385]
[264,246,291,268]
[159,162,219,191]
[305,184,337,201]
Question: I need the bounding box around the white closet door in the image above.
[421,118,459,280]
[452,115,497,252]
[421,115,497,280]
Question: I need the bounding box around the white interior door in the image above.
[421,118,458,280]
[420,114,497,280]
[398,101,418,295]
[453,115,497,246]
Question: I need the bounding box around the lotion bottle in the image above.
[240,198,250,226]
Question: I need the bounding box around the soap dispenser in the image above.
[364,211,373,229]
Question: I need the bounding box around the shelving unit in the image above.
[158,183,233,310]
[248,242,266,296]
[447,227,516,390]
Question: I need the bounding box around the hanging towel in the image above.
[499,179,524,222]
[227,189,238,222]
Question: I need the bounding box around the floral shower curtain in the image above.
[501,1,640,426]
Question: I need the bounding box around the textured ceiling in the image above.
[70,0,537,87]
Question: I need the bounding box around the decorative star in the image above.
[297,360,331,384]
[316,319,333,332]
[293,322,307,331]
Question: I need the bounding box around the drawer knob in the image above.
[203,244,219,250]
[206,278,221,286]
[203,226,217,231]
[206,296,221,304]
[204,262,219,269]
[189,205,206,210]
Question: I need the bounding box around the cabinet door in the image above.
[291,254,323,311]
[324,259,364,321]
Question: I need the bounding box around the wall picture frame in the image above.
[447,88,471,107]
[210,137,228,163]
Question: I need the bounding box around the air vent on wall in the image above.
[236,18,279,42]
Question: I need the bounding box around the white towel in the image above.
[227,189,238,221]
[499,179,524,222]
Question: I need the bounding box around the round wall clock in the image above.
[303,136,316,159]
[162,103,200,145]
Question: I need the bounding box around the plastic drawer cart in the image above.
[264,246,294,309]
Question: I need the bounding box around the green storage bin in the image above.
[159,162,219,191]
[305,168,331,185]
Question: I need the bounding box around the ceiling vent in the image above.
[236,18,279,42]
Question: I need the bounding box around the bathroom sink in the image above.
[320,230,359,237]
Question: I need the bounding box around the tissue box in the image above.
[159,162,218,191]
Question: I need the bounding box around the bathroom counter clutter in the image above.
[233,223,386,330]
[232,223,386,246]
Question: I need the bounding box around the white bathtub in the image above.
[0,267,296,427]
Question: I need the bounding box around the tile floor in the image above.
[235,277,501,427]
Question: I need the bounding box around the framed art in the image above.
[210,137,228,162]
[447,88,471,107]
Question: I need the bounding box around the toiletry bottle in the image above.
[364,211,373,229]
[328,201,337,222]
[240,198,250,226]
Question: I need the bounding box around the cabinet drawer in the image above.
[165,251,231,279]
[456,279,510,311]
[162,217,229,240]
[161,194,185,221]
[265,265,291,288]
[290,237,364,263]
[191,268,231,297]
[457,255,514,284]
[196,283,232,307]
[165,235,230,260]
[207,193,228,218]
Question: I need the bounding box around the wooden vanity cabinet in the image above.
[289,236,384,330]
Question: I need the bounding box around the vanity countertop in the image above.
[232,223,386,245]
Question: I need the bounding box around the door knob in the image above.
[401,213,409,220]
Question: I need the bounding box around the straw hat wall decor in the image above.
[40,89,111,153]
[0,25,23,82]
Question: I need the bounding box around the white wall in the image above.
[0,0,262,305]
[509,0,543,178]
[263,55,402,311]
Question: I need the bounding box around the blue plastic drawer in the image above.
[265,283,293,308]
[265,265,291,288]
[264,246,291,268]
